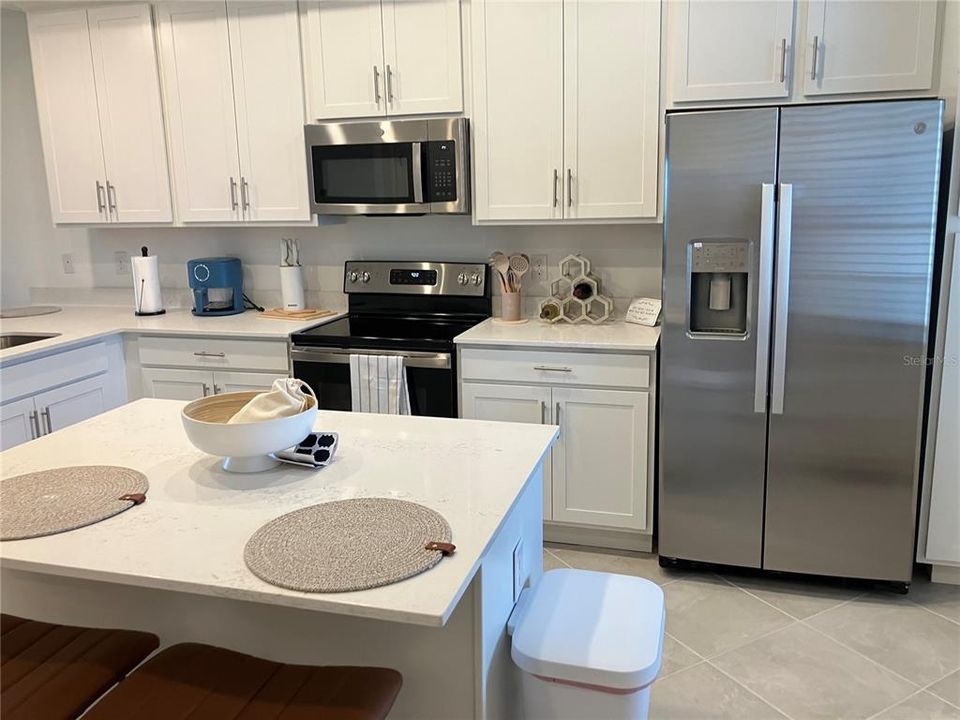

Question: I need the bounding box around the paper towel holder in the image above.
[133,246,166,317]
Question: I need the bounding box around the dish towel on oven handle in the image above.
[349,354,411,415]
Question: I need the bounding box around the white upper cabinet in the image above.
[670,0,794,102]
[301,1,386,120]
[472,0,659,222]
[157,1,310,223]
[156,2,241,222]
[564,0,660,219]
[27,5,171,224]
[87,5,172,223]
[802,0,938,96]
[381,0,463,116]
[472,0,563,221]
[302,0,463,120]
[227,1,310,222]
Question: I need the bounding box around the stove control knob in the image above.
[457,273,468,286]
[361,272,371,283]
[348,271,359,283]
[470,273,482,286]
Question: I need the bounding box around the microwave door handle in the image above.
[411,141,424,203]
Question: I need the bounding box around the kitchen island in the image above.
[0,399,557,719]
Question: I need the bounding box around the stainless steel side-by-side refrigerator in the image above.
[659,100,943,587]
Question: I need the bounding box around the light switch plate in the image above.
[512,538,524,602]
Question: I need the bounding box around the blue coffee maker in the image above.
[187,257,244,316]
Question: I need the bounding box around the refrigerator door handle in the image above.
[754,183,777,413]
[771,182,794,415]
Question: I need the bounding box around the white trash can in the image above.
[509,568,665,720]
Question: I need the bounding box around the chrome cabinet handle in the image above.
[96,181,106,215]
[540,400,546,424]
[779,38,787,83]
[771,183,794,415]
[240,177,249,211]
[810,35,819,81]
[202,383,210,397]
[213,384,222,395]
[567,169,573,207]
[755,183,776,413]
[555,401,562,437]
[229,177,238,210]
[193,351,226,358]
[533,365,572,373]
[106,181,117,217]
[553,169,559,207]
[386,64,394,103]
[28,410,40,439]
[41,407,52,435]
[373,65,381,105]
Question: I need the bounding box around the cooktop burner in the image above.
[292,314,483,351]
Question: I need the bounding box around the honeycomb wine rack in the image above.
[538,254,613,324]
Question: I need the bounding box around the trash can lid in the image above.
[511,568,665,691]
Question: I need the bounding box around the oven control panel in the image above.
[344,261,487,296]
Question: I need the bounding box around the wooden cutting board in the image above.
[258,308,337,321]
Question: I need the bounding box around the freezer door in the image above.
[660,108,779,567]
[766,101,943,582]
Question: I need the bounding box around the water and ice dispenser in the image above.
[688,240,749,335]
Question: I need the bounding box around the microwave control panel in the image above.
[426,141,457,202]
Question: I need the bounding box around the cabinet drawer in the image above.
[138,336,289,372]
[459,348,649,389]
[1,342,108,402]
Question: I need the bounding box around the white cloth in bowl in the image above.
[228,378,313,424]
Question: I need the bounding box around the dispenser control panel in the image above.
[691,242,748,273]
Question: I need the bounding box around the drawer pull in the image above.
[194,351,226,358]
[533,365,572,373]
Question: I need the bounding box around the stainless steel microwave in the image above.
[304,117,469,215]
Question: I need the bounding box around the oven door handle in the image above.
[291,346,451,370]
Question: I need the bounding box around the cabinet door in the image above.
[803,0,937,96]
[214,370,286,395]
[27,9,108,224]
[552,387,649,530]
[461,383,554,520]
[670,0,793,102]
[301,1,386,120]
[142,367,213,401]
[156,2,242,222]
[472,0,563,221]
[1,398,39,451]
[381,0,462,116]
[88,4,172,224]
[564,0,659,219]
[35,375,108,434]
[227,2,311,222]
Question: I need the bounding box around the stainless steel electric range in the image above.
[290,261,490,417]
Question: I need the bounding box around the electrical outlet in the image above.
[530,254,548,285]
[61,253,75,275]
[114,251,130,275]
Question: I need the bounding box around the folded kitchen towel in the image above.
[228,378,313,424]
[276,432,339,468]
[349,354,411,415]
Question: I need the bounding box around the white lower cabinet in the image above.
[142,367,283,401]
[460,347,656,545]
[1,397,39,452]
[1,375,111,451]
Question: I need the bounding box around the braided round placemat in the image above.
[244,498,452,593]
[0,466,148,541]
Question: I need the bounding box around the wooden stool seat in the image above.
[0,613,159,720]
[85,642,403,720]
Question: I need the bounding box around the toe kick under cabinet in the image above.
[458,346,656,551]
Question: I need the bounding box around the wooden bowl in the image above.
[181,391,318,473]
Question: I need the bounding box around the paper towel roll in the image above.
[131,255,164,315]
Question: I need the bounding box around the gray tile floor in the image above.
[544,544,960,720]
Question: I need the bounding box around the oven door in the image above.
[305,120,428,215]
[291,347,456,418]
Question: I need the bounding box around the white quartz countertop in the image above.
[454,317,661,351]
[0,399,557,627]
[0,305,345,364]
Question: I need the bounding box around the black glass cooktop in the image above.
[292,314,483,351]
